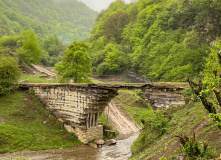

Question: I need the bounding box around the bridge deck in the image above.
[19,82,188,90]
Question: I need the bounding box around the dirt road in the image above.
[104,102,140,139]
[32,65,56,77]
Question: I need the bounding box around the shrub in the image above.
[150,111,170,136]
[182,86,199,104]
[97,62,111,75]
[0,56,20,95]
[176,133,216,159]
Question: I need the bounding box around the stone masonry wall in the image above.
[143,88,185,109]
[29,84,117,143]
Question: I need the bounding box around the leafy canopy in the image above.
[16,29,43,65]
[55,41,91,83]
[0,56,20,95]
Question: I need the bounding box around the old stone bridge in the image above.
[20,82,188,143]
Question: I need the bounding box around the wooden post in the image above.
[93,113,95,127]
[90,113,93,127]
[96,112,99,126]
[86,113,89,128]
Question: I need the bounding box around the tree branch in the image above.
[186,77,216,114]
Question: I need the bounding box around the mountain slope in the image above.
[89,0,221,81]
[0,0,97,43]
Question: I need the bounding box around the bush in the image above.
[0,56,20,95]
[177,133,216,159]
[97,62,111,75]
[150,111,170,136]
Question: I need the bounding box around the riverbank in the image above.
[0,90,82,153]
[0,133,139,160]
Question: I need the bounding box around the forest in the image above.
[1,0,221,81]
[0,0,97,67]
[0,0,97,43]
[89,0,221,81]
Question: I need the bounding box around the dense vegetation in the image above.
[0,0,97,74]
[0,56,20,95]
[89,0,221,81]
[0,0,97,43]
[129,101,221,159]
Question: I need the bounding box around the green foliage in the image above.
[16,30,43,65]
[103,10,129,43]
[97,62,111,76]
[177,133,216,159]
[89,0,221,81]
[199,39,221,126]
[202,39,221,90]
[150,111,170,136]
[209,113,221,128]
[131,110,170,155]
[55,41,91,83]
[0,56,20,95]
[0,0,96,43]
[40,34,65,66]
[0,34,22,53]
[129,101,221,160]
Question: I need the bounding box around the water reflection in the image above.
[0,134,138,160]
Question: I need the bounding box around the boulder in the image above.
[89,143,97,148]
[105,139,117,146]
[94,139,105,145]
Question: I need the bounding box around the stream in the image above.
[0,134,138,160]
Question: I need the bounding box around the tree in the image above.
[16,29,43,65]
[0,56,20,95]
[186,39,221,127]
[55,41,91,83]
[103,10,129,43]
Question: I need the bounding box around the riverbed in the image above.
[0,134,138,160]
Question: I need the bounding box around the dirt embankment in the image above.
[32,65,56,77]
[104,102,140,139]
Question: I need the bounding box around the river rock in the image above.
[94,139,105,145]
[89,143,97,148]
[105,139,117,146]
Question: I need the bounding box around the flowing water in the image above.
[0,134,138,160]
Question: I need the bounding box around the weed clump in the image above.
[176,133,216,159]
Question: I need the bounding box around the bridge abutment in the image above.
[142,83,187,109]
[27,84,118,143]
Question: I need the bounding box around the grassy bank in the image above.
[19,73,57,83]
[129,102,221,159]
[112,90,151,126]
[0,90,82,153]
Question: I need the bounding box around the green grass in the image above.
[0,91,82,153]
[20,74,104,84]
[129,102,221,160]
[19,73,58,83]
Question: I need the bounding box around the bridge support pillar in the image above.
[64,125,103,144]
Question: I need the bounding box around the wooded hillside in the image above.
[89,0,221,81]
[0,0,97,43]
